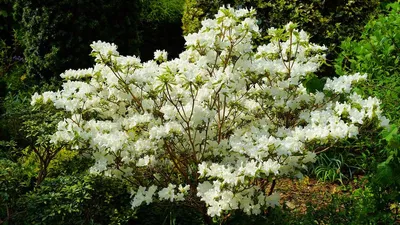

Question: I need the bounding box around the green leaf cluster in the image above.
[335,2,400,124]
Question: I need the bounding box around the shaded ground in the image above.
[275,176,400,223]
[276,177,358,213]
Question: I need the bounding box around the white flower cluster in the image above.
[32,6,388,217]
[131,184,189,208]
[154,49,168,63]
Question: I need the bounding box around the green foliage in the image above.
[373,124,400,201]
[22,103,68,185]
[0,38,24,78]
[140,0,184,23]
[0,79,59,143]
[0,0,18,45]
[12,0,186,81]
[182,0,206,35]
[329,7,400,216]
[0,158,35,223]
[0,85,31,143]
[335,2,400,124]
[313,152,352,185]
[138,0,185,61]
[13,0,142,80]
[182,0,388,76]
[14,175,135,225]
[303,75,326,94]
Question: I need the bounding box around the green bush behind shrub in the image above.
[335,2,400,125]
[138,0,185,61]
[12,0,185,81]
[325,4,400,221]
[310,0,400,184]
[13,0,142,80]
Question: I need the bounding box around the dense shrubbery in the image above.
[334,2,400,220]
[335,2,400,125]
[17,175,135,225]
[13,0,143,80]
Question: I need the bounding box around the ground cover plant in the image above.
[32,7,389,224]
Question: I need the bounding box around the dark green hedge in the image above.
[138,0,185,61]
[0,0,16,45]
[13,0,142,79]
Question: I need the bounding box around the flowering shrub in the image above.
[31,7,388,219]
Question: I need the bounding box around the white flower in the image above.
[31,92,41,105]
[131,185,157,208]
[154,49,168,62]
[158,183,177,202]
[90,41,119,58]
[265,192,280,207]
[136,155,155,167]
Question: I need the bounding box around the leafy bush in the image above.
[33,7,388,223]
[13,0,142,80]
[139,0,185,60]
[0,158,35,224]
[0,85,31,143]
[14,175,135,225]
[335,2,400,125]
[328,3,400,192]
[12,0,186,81]
[307,1,400,217]
[360,124,400,222]
[0,0,18,45]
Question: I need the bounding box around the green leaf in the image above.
[304,76,325,93]
[0,10,8,17]
[382,125,398,142]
